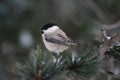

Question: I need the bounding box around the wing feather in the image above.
[44,29,75,46]
[45,34,69,46]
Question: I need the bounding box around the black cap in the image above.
[41,23,57,33]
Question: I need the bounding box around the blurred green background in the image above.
[0,0,120,80]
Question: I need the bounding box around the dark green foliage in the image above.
[64,49,100,80]
[105,45,120,61]
[13,46,64,80]
[13,46,100,80]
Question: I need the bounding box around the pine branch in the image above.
[64,50,100,80]
[13,46,100,80]
[13,46,64,80]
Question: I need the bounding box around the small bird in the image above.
[41,23,76,55]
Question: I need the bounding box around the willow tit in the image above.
[41,23,76,55]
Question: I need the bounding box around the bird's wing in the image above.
[44,34,69,46]
[56,29,75,44]
[57,34,75,44]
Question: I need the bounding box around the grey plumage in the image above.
[41,24,76,54]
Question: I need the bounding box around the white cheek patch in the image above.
[44,26,59,33]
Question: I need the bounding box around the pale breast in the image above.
[42,35,69,53]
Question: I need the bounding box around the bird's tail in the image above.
[67,38,80,46]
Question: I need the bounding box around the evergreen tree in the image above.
[13,29,120,80]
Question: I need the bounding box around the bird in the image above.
[41,23,76,55]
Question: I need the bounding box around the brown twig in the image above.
[99,30,120,58]
[101,21,120,30]
[104,70,120,79]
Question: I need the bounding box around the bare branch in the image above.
[99,32,120,58]
[104,70,120,79]
[101,28,111,40]
[102,21,120,30]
